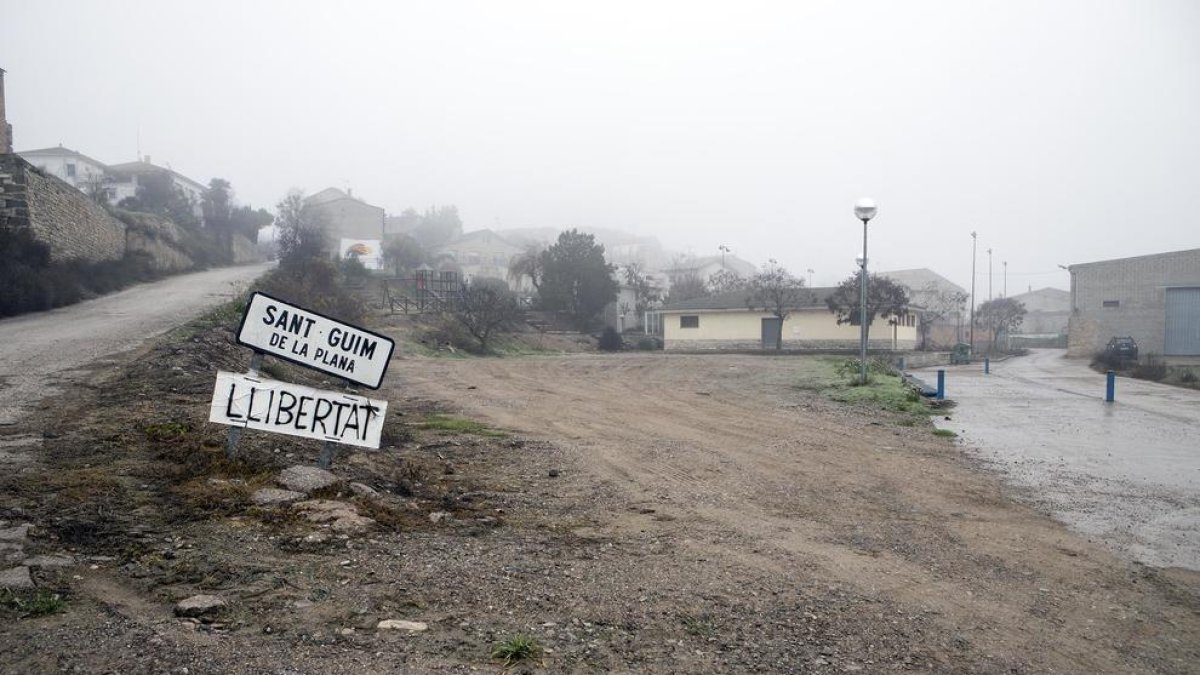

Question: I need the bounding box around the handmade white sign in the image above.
[209,371,387,449]
[237,292,395,389]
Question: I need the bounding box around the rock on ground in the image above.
[377,619,428,631]
[0,565,35,589]
[276,466,342,493]
[174,594,227,618]
[293,500,374,533]
[251,488,305,506]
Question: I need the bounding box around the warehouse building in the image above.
[1066,248,1200,361]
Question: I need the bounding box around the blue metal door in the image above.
[1165,287,1200,355]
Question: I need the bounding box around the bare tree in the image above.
[623,262,662,316]
[917,282,968,350]
[451,278,523,352]
[665,272,708,304]
[508,244,546,295]
[708,269,746,294]
[974,297,1026,353]
[747,266,809,350]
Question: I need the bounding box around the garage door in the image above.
[1165,287,1200,355]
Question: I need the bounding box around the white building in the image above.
[18,146,109,192]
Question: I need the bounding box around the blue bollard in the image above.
[1106,370,1115,402]
[984,357,990,375]
[898,356,906,371]
[937,369,945,401]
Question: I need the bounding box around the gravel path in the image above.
[0,262,272,425]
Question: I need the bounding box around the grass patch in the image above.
[415,414,507,438]
[680,612,715,636]
[0,588,66,619]
[491,634,542,666]
[932,428,958,438]
[141,420,191,442]
[825,376,928,416]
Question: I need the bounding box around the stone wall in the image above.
[0,155,125,262]
[230,233,259,264]
[119,210,194,273]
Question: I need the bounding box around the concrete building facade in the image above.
[304,188,384,245]
[1067,249,1200,360]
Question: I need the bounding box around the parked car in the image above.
[1105,336,1139,361]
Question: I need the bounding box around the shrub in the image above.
[636,336,663,351]
[598,327,624,351]
[254,257,365,325]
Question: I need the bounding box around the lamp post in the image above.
[854,198,878,385]
[807,268,814,287]
[969,232,977,355]
[1003,260,1007,297]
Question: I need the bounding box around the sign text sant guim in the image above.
[236,292,395,389]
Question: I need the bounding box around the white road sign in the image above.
[209,371,387,449]
[237,292,395,389]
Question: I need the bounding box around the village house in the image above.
[432,229,526,289]
[658,288,918,351]
[303,188,386,260]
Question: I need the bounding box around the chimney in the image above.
[0,68,12,154]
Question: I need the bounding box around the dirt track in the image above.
[403,352,1200,673]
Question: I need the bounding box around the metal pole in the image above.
[859,218,869,385]
[225,351,263,459]
[1003,261,1007,297]
[984,357,990,375]
[988,248,993,302]
[937,369,945,401]
[1106,370,1116,402]
[969,232,977,356]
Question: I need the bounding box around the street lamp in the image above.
[854,198,878,385]
[969,232,978,355]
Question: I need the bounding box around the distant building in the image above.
[878,268,968,350]
[666,254,758,286]
[1067,248,1200,361]
[304,187,385,246]
[17,145,109,192]
[1008,287,1070,336]
[432,229,525,288]
[106,159,208,217]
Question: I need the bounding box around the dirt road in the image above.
[927,349,1200,570]
[0,262,272,425]
[403,352,1199,674]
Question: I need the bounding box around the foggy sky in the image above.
[3,1,1198,293]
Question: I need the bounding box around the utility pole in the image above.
[1003,261,1007,297]
[969,232,977,354]
[987,248,993,302]
[807,268,814,287]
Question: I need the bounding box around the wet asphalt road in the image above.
[0,262,272,426]
[926,349,1200,570]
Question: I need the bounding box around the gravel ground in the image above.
[0,320,1197,674]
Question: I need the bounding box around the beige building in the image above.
[433,229,525,289]
[304,188,385,244]
[660,288,918,351]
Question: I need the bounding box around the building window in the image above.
[1102,300,1120,308]
[680,315,700,329]
[66,163,76,177]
